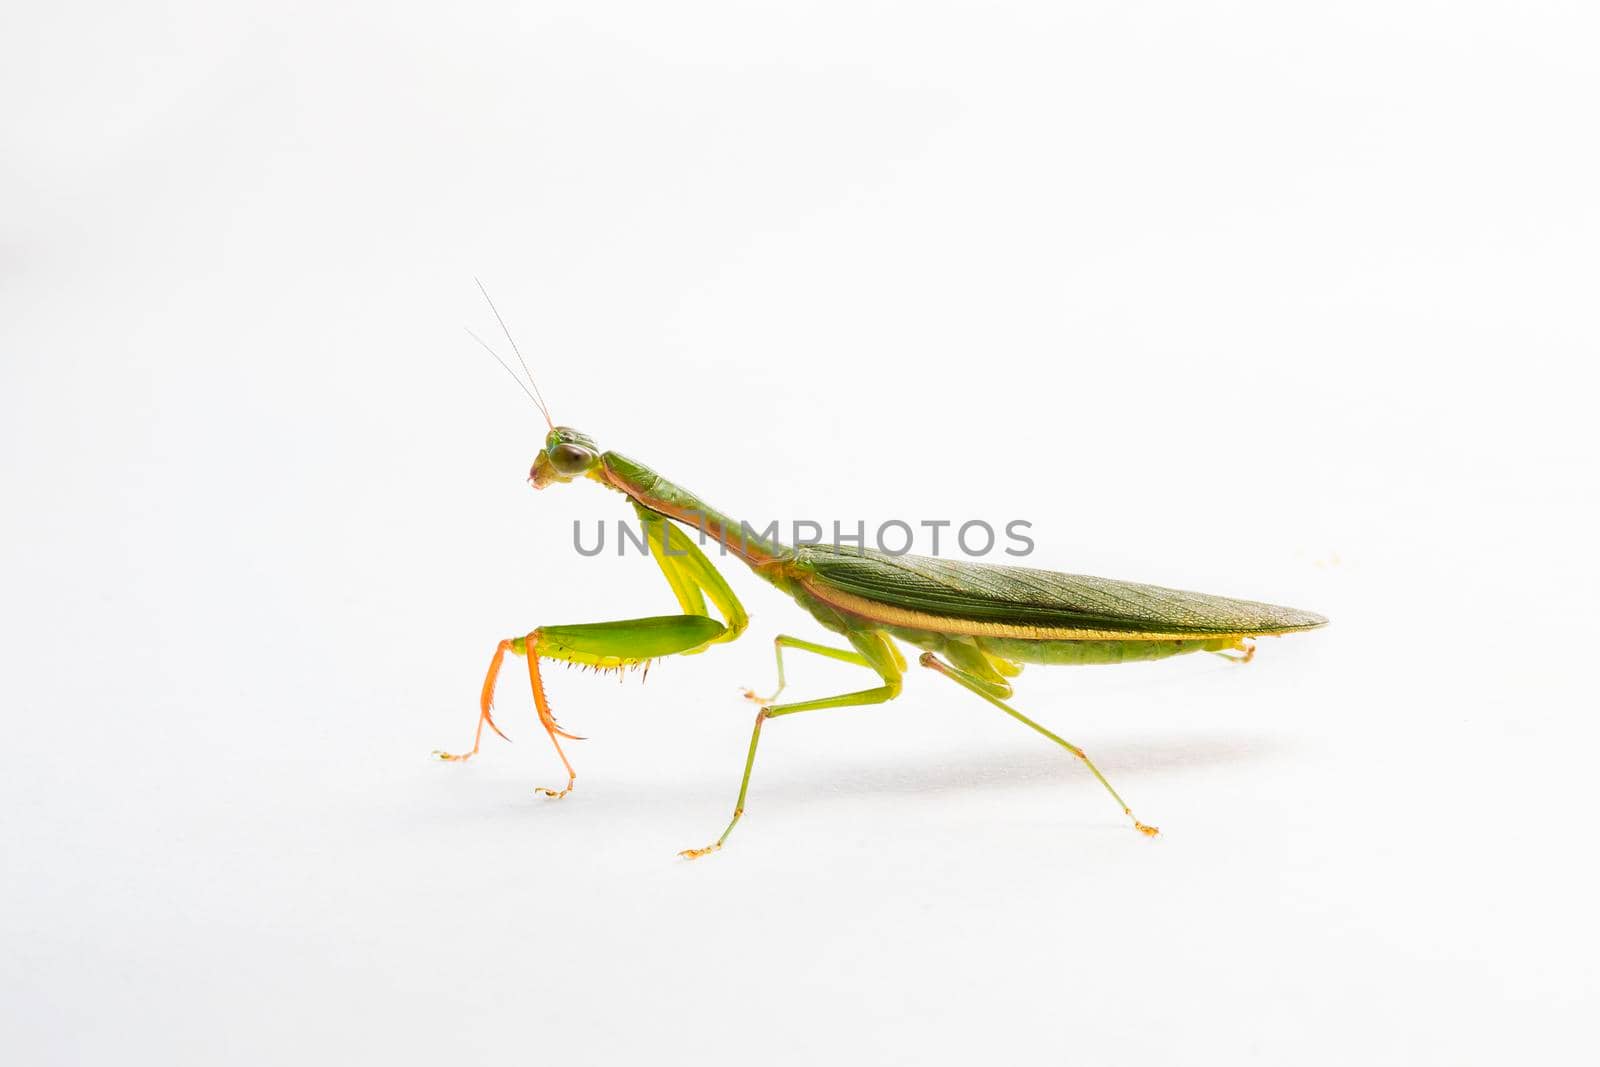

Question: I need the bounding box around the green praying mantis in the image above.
[436,287,1328,857]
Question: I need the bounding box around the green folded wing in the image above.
[800,546,1327,636]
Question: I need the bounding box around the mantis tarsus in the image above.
[437,294,1327,857]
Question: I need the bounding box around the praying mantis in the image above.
[435,288,1327,857]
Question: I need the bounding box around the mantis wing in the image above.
[798,545,1326,637]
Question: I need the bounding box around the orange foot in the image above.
[741,687,775,704]
[1134,820,1160,837]
[1219,638,1257,664]
[537,785,573,799]
[679,844,721,860]
[432,750,473,762]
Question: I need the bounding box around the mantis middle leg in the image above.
[681,629,904,859]
[741,634,874,704]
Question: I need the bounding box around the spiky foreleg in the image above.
[432,639,516,762]
[435,614,731,799]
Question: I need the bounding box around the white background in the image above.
[3,3,1596,1063]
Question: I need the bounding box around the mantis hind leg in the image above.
[681,629,903,859]
[919,652,1159,837]
[1213,636,1256,664]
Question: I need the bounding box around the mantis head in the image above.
[530,427,601,488]
[466,281,598,489]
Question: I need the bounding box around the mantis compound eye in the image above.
[549,442,597,476]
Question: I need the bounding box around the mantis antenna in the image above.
[466,327,550,423]
[474,277,554,428]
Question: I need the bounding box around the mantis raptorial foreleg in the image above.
[918,652,1160,837]
[681,629,904,858]
[436,498,751,793]
[634,501,747,647]
[434,616,729,796]
[433,638,519,762]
